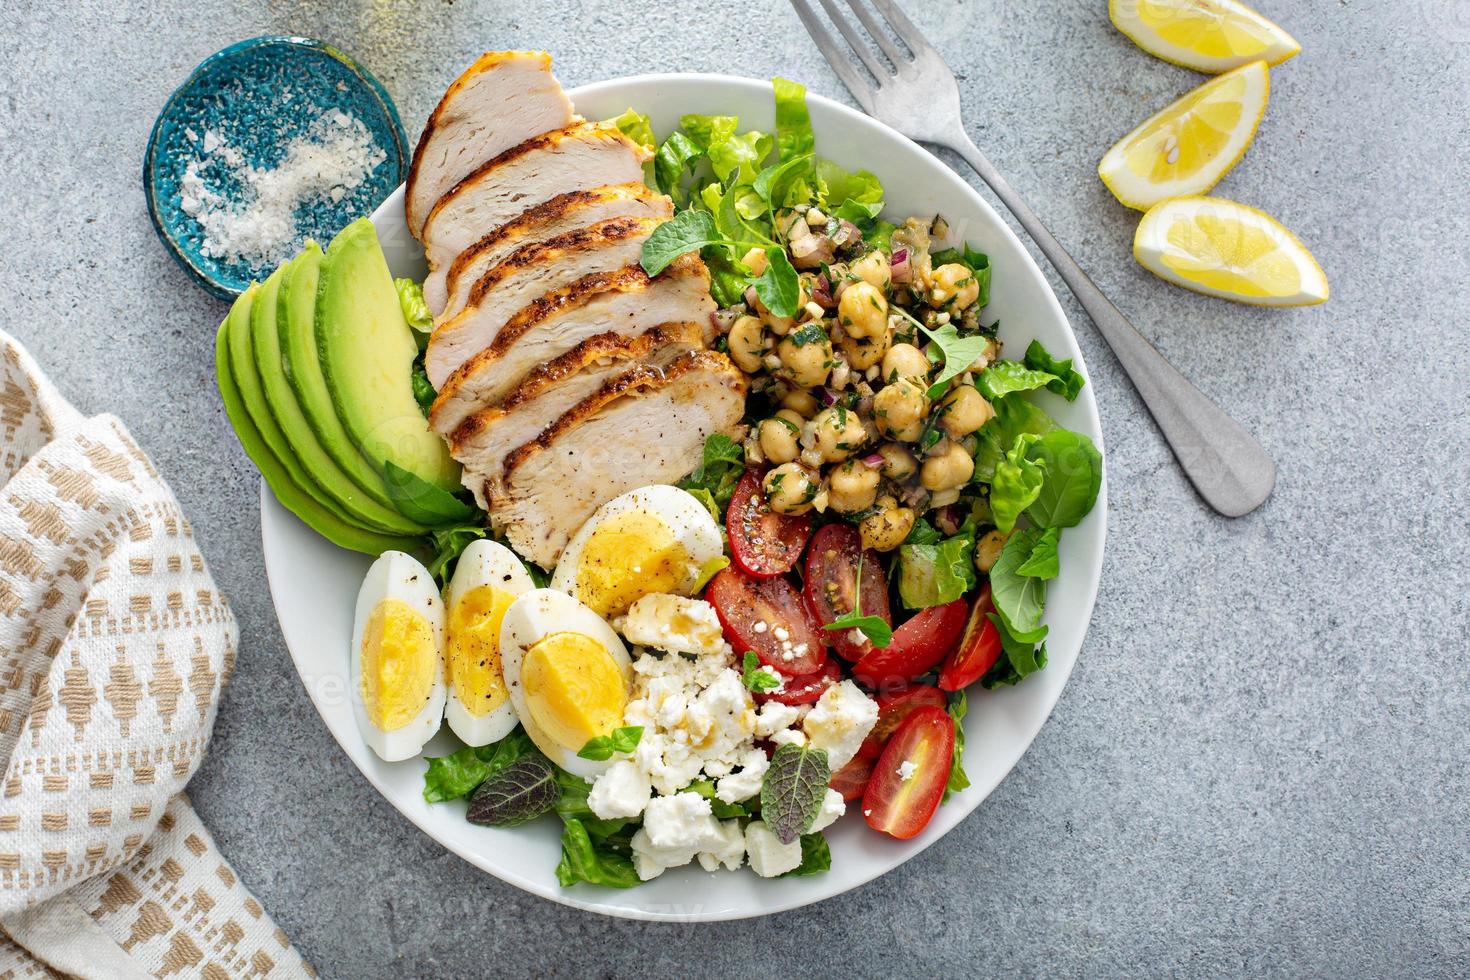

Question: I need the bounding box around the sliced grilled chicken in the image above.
[405,51,575,239]
[426,184,672,319]
[425,216,666,388]
[486,351,747,567]
[429,256,715,436]
[450,323,705,497]
[420,123,649,285]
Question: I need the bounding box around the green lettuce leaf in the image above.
[780,833,832,877]
[898,519,977,610]
[943,692,970,802]
[973,393,1056,483]
[678,113,739,150]
[1024,429,1103,529]
[977,360,1062,401]
[980,614,1049,689]
[987,527,1049,640]
[708,129,774,185]
[654,131,703,202]
[394,278,432,341]
[685,777,753,819]
[930,243,992,308]
[1015,526,1061,579]
[607,108,655,151]
[422,728,536,803]
[1023,340,1086,401]
[990,434,1045,534]
[383,461,475,526]
[815,158,883,211]
[677,433,745,511]
[556,819,641,889]
[772,77,815,164]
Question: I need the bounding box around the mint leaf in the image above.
[1023,340,1086,401]
[779,833,832,877]
[943,692,970,802]
[760,744,831,844]
[743,651,782,693]
[465,755,559,827]
[895,307,991,399]
[750,245,800,318]
[640,209,726,275]
[577,726,644,761]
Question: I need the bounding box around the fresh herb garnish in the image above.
[943,692,970,802]
[685,777,754,819]
[894,306,992,399]
[760,744,832,844]
[465,754,559,827]
[422,728,535,803]
[425,524,488,586]
[383,461,476,526]
[577,726,644,761]
[821,554,893,647]
[677,432,745,514]
[742,651,782,693]
[1022,340,1086,401]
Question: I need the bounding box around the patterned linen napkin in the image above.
[0,328,311,978]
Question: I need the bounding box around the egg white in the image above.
[349,550,446,762]
[443,540,536,747]
[549,484,724,608]
[500,588,632,778]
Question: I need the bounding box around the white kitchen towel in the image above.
[0,328,311,978]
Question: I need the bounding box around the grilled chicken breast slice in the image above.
[420,123,649,285]
[450,323,705,496]
[425,216,666,387]
[486,350,747,567]
[427,184,672,319]
[428,256,715,436]
[405,51,575,239]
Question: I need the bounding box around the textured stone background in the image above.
[2,0,1468,976]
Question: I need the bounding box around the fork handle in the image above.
[947,134,1275,518]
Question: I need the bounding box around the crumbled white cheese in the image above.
[618,594,728,656]
[803,680,879,770]
[696,819,746,872]
[642,792,719,850]
[770,728,808,748]
[809,788,846,833]
[898,760,918,782]
[744,820,804,877]
[621,652,757,796]
[754,701,802,738]
[586,760,652,820]
[715,748,769,804]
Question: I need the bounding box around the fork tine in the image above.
[841,0,907,67]
[866,0,942,61]
[814,0,893,80]
[788,0,878,113]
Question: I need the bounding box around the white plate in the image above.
[261,72,1107,921]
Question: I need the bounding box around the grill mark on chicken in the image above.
[464,214,657,307]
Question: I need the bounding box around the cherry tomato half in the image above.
[803,523,892,662]
[830,754,876,802]
[852,598,968,689]
[727,468,812,578]
[705,567,827,676]
[862,704,955,840]
[754,656,840,706]
[858,684,947,759]
[938,586,1003,691]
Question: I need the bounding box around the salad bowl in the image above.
[261,72,1107,920]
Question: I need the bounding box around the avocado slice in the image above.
[316,218,460,492]
[216,303,422,556]
[224,277,355,525]
[251,251,428,535]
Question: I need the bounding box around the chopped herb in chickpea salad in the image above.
[417,80,1100,889]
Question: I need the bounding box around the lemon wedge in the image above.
[1133,196,1328,307]
[1099,61,1269,210]
[1109,0,1301,73]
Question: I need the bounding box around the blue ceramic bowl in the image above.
[145,36,408,299]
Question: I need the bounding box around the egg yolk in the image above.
[520,632,626,750]
[576,511,691,618]
[447,585,516,716]
[360,599,437,732]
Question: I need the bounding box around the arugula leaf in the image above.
[943,692,970,802]
[556,819,642,888]
[383,461,476,526]
[987,527,1049,639]
[577,726,644,761]
[760,744,831,844]
[750,245,801,318]
[990,434,1045,534]
[677,433,745,512]
[684,777,754,819]
[977,360,1062,401]
[780,833,832,877]
[821,554,893,647]
[981,614,1049,689]
[898,519,977,610]
[678,113,739,150]
[896,307,991,399]
[422,728,536,803]
[930,244,992,308]
[1015,526,1061,579]
[606,107,656,151]
[743,651,783,693]
[465,755,559,827]
[654,131,703,202]
[641,209,727,275]
[973,393,1056,483]
[772,77,815,163]
[1023,340,1086,401]
[1024,429,1103,529]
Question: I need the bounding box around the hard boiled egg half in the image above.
[549,485,723,619]
[351,551,446,762]
[500,589,632,778]
[443,540,536,746]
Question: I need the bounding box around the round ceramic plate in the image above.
[261,73,1107,921]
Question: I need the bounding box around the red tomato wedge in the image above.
[858,684,947,759]
[705,567,827,676]
[803,523,891,661]
[852,598,968,690]
[830,754,876,801]
[727,468,812,578]
[939,586,1003,691]
[754,657,839,706]
[862,704,955,839]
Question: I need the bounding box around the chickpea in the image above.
[727,315,766,373]
[811,405,868,463]
[882,343,931,384]
[877,442,918,481]
[757,412,803,464]
[839,328,891,371]
[861,501,916,552]
[777,328,833,389]
[741,246,769,277]
[929,263,980,310]
[764,463,820,516]
[920,441,975,491]
[781,388,820,418]
[872,378,928,442]
[827,460,881,513]
[837,281,889,339]
[938,384,996,438]
[975,528,1009,573]
[850,250,891,291]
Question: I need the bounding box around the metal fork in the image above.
[790,0,1276,517]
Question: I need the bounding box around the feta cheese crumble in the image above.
[898,760,918,782]
[802,680,880,770]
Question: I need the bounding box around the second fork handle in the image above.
[947,133,1276,518]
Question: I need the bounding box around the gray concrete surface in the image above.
[3,0,1468,975]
